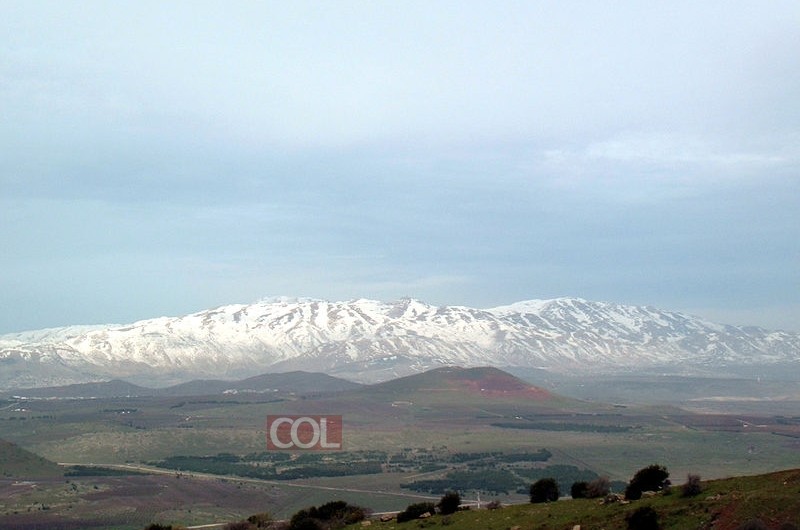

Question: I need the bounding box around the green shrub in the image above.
[570,481,588,499]
[529,478,559,503]
[288,501,365,529]
[625,464,669,500]
[627,506,660,530]
[396,502,435,523]
[437,491,461,515]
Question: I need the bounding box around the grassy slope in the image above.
[346,468,800,530]
[0,438,63,478]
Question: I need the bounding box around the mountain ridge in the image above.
[1,370,361,399]
[1,297,798,389]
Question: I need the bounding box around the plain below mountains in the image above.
[1,297,798,390]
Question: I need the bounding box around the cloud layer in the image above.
[1,2,798,332]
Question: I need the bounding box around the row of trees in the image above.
[530,464,703,503]
[396,491,462,522]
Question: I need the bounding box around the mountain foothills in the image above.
[0,371,361,399]
[1,297,798,390]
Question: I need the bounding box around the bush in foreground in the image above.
[529,477,559,503]
[627,506,660,530]
[396,502,436,523]
[288,500,366,530]
[586,476,611,498]
[570,481,588,499]
[571,476,612,499]
[625,464,669,500]
[437,491,461,515]
[681,473,702,498]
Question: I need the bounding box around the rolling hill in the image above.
[356,365,552,401]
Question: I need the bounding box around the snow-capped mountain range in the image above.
[1,297,798,390]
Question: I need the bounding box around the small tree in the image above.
[529,477,559,503]
[437,491,461,515]
[681,474,702,498]
[570,481,588,499]
[288,510,321,530]
[625,464,669,500]
[627,506,660,530]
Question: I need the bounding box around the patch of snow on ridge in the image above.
[487,299,553,316]
[0,325,116,346]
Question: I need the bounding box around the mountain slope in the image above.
[1,297,798,389]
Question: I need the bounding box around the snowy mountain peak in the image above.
[1,297,798,390]
[488,298,576,315]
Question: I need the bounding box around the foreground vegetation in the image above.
[140,467,800,530]
[344,468,800,530]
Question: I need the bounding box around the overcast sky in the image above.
[2,1,798,333]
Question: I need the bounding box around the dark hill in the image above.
[235,370,362,394]
[0,439,63,478]
[3,371,361,399]
[5,379,151,399]
[158,370,361,396]
[358,366,552,400]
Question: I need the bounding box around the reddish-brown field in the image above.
[0,474,284,530]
